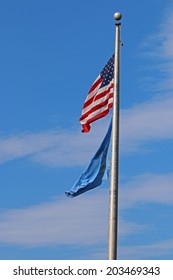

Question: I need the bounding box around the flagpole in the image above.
[108,12,122,260]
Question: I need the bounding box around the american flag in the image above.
[80,55,114,132]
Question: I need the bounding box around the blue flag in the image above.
[65,120,112,197]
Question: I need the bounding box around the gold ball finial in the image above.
[114,12,122,21]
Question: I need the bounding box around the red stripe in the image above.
[80,93,113,121]
[81,106,112,133]
[82,82,114,109]
[80,96,113,121]
[81,124,91,133]
[88,76,102,94]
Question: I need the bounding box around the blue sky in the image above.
[0,0,173,260]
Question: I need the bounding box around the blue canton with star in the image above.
[100,55,114,88]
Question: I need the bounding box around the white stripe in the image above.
[80,96,113,125]
[83,75,102,103]
[81,83,114,116]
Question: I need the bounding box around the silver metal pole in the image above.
[108,12,122,260]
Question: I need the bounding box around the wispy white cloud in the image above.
[90,239,173,259]
[0,191,107,246]
[151,10,173,60]
[120,96,173,153]
[0,172,172,248]
[0,189,143,247]
[120,7,173,152]
[120,173,173,209]
[119,239,173,259]
[0,120,108,167]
